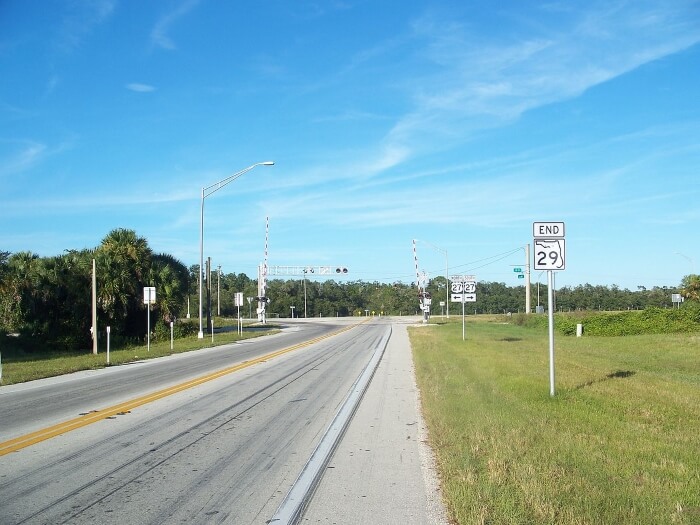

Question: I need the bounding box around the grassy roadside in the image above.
[0,320,280,385]
[410,316,700,524]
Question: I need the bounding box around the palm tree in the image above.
[2,251,40,333]
[96,229,153,335]
[681,275,700,302]
[148,253,189,323]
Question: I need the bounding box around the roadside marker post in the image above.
[106,326,111,364]
[143,287,156,353]
[533,222,566,396]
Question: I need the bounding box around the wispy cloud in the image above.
[56,0,117,52]
[365,1,700,176]
[256,115,700,233]
[126,83,156,93]
[151,0,201,50]
[0,141,47,176]
[0,138,77,178]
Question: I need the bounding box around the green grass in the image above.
[410,317,700,525]
[0,320,279,385]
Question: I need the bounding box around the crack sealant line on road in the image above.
[0,320,369,457]
[269,324,392,525]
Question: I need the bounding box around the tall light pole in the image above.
[415,239,449,318]
[198,161,274,338]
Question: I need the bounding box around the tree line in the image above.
[2,228,698,352]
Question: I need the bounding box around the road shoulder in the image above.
[301,318,449,524]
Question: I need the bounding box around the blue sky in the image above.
[1,0,699,291]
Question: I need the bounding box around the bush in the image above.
[152,319,197,342]
[514,304,700,336]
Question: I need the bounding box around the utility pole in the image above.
[525,243,532,314]
[92,258,97,355]
[206,257,212,330]
[217,265,221,316]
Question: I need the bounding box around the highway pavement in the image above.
[0,317,447,524]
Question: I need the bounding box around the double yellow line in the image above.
[0,322,361,457]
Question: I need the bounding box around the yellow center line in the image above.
[0,321,365,456]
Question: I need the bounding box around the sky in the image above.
[1,0,699,292]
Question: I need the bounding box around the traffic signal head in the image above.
[335,267,348,274]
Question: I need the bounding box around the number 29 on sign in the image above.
[534,239,565,270]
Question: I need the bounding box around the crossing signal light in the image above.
[335,267,348,274]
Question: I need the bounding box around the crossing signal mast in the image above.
[256,217,270,323]
[413,239,431,323]
[255,217,349,322]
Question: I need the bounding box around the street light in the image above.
[198,161,274,338]
[676,252,696,275]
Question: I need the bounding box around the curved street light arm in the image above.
[203,161,275,199]
[198,161,275,338]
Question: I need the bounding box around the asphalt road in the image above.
[0,319,343,442]
[0,317,447,525]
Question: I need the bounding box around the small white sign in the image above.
[143,286,156,304]
[451,293,477,303]
[533,222,565,238]
[234,292,244,306]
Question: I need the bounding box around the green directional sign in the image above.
[513,267,522,273]
[518,274,525,279]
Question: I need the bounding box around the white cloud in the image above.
[126,83,156,93]
[0,139,75,178]
[151,0,201,50]
[369,1,700,172]
[0,142,47,176]
[56,0,117,52]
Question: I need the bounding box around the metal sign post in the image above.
[143,287,156,353]
[462,291,466,341]
[451,275,476,341]
[546,270,556,395]
[533,222,566,396]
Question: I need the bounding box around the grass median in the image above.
[1,320,280,385]
[410,316,700,525]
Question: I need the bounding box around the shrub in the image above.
[515,304,700,336]
[152,319,197,342]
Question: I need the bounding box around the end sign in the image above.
[533,222,565,238]
[533,221,566,271]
